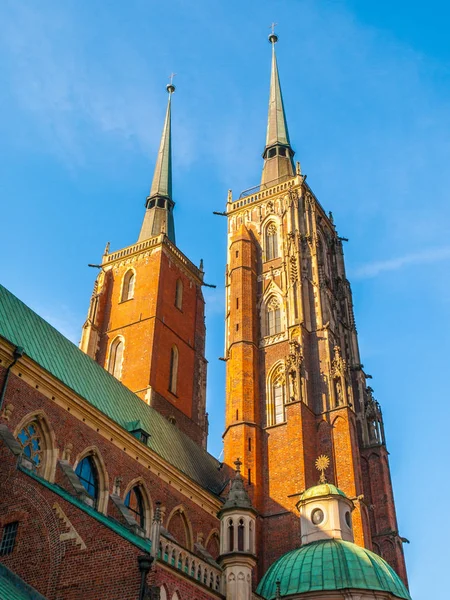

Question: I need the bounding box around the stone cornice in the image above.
[103,234,204,286]
[227,175,302,215]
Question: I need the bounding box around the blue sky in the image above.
[1,1,448,597]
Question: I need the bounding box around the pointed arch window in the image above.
[268,365,286,426]
[274,382,285,424]
[237,519,244,551]
[265,223,279,261]
[125,486,146,529]
[75,456,99,504]
[17,422,43,469]
[121,270,135,302]
[169,345,179,395]
[228,519,234,552]
[266,297,282,336]
[175,279,183,310]
[108,337,124,379]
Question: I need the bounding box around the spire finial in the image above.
[315,455,330,484]
[167,72,176,94]
[261,24,295,185]
[138,81,176,243]
[234,457,242,474]
[269,22,278,44]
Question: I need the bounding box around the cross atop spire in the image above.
[261,28,295,186]
[138,81,176,243]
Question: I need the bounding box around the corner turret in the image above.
[218,459,257,600]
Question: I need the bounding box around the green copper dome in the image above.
[298,483,347,502]
[256,539,411,599]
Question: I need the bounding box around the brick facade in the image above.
[224,178,408,584]
[80,236,208,448]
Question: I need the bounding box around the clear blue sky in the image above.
[1,1,448,597]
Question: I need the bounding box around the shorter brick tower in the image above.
[80,84,208,448]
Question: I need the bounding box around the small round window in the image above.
[311,508,324,525]
[345,511,351,527]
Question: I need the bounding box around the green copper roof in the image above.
[0,284,224,495]
[265,38,292,149]
[0,563,48,600]
[256,539,411,600]
[298,483,347,502]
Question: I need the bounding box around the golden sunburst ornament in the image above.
[315,455,330,484]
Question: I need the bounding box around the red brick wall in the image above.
[0,366,223,599]
[89,241,207,446]
[0,368,219,549]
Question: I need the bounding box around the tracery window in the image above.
[75,456,99,504]
[268,364,287,426]
[169,345,179,394]
[266,297,282,336]
[265,223,279,261]
[108,337,124,379]
[274,383,285,424]
[17,422,42,469]
[121,270,135,302]
[175,279,183,310]
[125,486,146,529]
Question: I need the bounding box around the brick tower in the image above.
[80,83,208,448]
[223,33,408,584]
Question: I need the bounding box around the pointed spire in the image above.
[261,30,295,186]
[149,82,174,200]
[138,80,176,243]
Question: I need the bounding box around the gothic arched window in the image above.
[265,223,279,261]
[121,270,135,302]
[228,519,234,552]
[169,345,179,395]
[266,297,282,336]
[125,486,146,529]
[237,519,244,551]
[274,382,285,424]
[17,422,43,469]
[108,337,124,379]
[75,456,99,504]
[268,364,286,426]
[175,279,183,310]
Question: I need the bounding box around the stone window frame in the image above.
[14,410,58,482]
[107,335,125,380]
[266,361,287,427]
[120,268,136,302]
[264,220,280,262]
[73,447,109,514]
[123,478,153,537]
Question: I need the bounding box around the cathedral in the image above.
[0,33,411,600]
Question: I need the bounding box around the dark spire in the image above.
[261,30,295,186]
[138,80,176,243]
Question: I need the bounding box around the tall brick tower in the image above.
[223,33,408,584]
[80,83,208,448]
